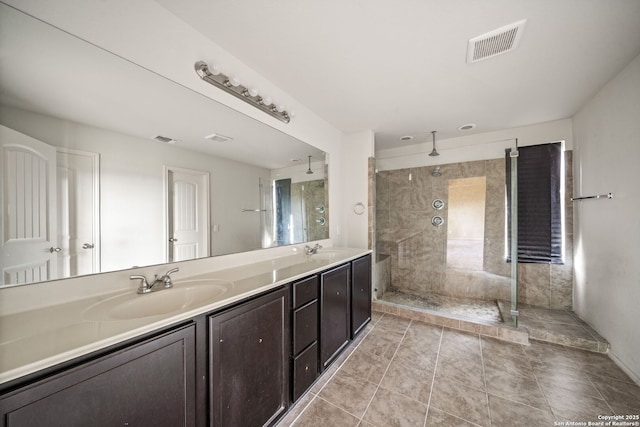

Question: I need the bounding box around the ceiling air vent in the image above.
[204,133,233,143]
[154,135,177,144]
[466,19,527,64]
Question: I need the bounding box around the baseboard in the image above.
[609,350,640,386]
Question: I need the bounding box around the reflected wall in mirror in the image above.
[446,177,487,271]
[0,5,328,287]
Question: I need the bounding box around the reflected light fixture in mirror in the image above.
[0,4,329,287]
[306,156,314,174]
[194,61,291,123]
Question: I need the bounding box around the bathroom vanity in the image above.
[0,249,372,427]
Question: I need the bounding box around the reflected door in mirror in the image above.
[0,126,58,285]
[56,150,100,279]
[167,167,210,262]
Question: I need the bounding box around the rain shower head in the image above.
[432,166,442,177]
[429,131,440,157]
[306,155,313,174]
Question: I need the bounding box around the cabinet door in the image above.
[320,263,351,369]
[209,287,290,427]
[351,254,372,338]
[0,325,196,427]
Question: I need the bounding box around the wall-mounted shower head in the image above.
[432,166,442,177]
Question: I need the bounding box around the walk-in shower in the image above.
[373,143,574,330]
[375,157,516,326]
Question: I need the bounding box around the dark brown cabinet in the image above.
[209,287,290,427]
[0,253,372,427]
[320,263,351,370]
[291,275,319,402]
[0,324,196,427]
[351,254,372,338]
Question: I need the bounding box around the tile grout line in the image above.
[356,314,411,427]
[478,335,492,427]
[528,341,572,421]
[564,343,615,413]
[422,324,445,427]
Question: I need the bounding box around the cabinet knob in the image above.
[305,365,310,371]
[258,338,263,343]
[336,291,340,296]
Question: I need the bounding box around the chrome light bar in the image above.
[194,61,291,124]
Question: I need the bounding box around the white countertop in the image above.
[0,247,371,385]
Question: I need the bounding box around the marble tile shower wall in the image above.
[375,152,573,310]
[292,179,327,242]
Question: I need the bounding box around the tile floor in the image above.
[276,311,640,427]
[517,304,610,353]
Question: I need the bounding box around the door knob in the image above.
[82,243,94,249]
[169,237,178,242]
[49,247,61,253]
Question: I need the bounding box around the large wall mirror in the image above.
[0,4,329,287]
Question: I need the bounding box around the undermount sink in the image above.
[83,279,233,321]
[307,250,350,261]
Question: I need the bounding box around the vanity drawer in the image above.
[292,275,318,308]
[292,341,318,402]
[293,300,318,355]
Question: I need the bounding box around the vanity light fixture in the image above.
[195,61,291,123]
[306,156,314,174]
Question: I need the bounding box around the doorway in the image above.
[56,148,100,278]
[0,125,57,285]
[166,166,210,262]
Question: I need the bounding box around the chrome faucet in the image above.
[130,267,179,294]
[304,243,323,255]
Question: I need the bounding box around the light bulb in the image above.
[248,87,259,97]
[262,96,272,106]
[229,76,241,87]
[289,110,297,118]
[276,104,285,113]
[210,63,221,76]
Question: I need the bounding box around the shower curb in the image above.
[372,300,529,345]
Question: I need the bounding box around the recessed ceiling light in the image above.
[458,124,476,131]
[400,135,413,142]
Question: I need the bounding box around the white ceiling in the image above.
[157,0,640,150]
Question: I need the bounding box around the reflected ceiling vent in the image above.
[204,133,233,143]
[466,19,527,63]
[154,135,177,144]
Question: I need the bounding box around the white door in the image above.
[56,149,100,278]
[166,167,209,262]
[0,125,57,286]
